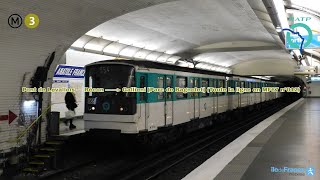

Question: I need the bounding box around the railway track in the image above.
[34,98,294,180]
[111,99,288,180]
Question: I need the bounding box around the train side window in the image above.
[228,80,234,95]
[218,80,225,96]
[157,77,164,100]
[140,76,146,101]
[202,79,209,97]
[210,79,215,96]
[176,77,187,99]
[166,76,172,99]
[241,81,245,88]
[194,78,199,97]
[190,78,194,97]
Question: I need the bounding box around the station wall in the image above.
[0,70,38,152]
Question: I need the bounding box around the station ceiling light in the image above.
[195,62,232,74]
[177,61,194,68]
[71,35,233,73]
[71,35,93,50]
[251,76,270,80]
[146,52,162,61]
[119,46,140,57]
[157,54,172,62]
[133,49,151,59]
[276,26,282,32]
[103,42,128,55]
[166,56,180,64]
[71,35,180,64]
[84,38,112,53]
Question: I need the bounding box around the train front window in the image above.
[85,64,136,115]
[86,64,135,97]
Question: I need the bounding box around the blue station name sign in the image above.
[54,65,85,78]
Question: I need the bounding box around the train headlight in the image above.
[120,107,123,111]
[92,107,95,110]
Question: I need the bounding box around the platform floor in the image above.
[59,118,85,136]
[184,98,320,180]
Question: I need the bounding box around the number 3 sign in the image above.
[24,13,40,29]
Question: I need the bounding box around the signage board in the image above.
[54,65,85,78]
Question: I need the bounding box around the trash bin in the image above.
[48,111,60,136]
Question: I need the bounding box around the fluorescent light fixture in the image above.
[165,50,176,55]
[177,61,189,67]
[195,63,204,68]
[202,65,209,69]
[145,44,158,51]
[103,42,127,55]
[176,61,194,68]
[166,56,180,64]
[118,39,135,45]
[134,49,151,59]
[157,54,171,62]
[84,38,112,52]
[23,100,35,107]
[276,26,282,32]
[71,35,93,49]
[71,35,182,64]
[146,52,162,61]
[119,46,140,57]
[188,63,195,68]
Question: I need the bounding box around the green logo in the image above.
[286,23,313,48]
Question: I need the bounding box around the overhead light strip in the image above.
[71,35,231,73]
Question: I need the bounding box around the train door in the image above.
[227,80,233,110]
[190,78,200,119]
[240,81,244,107]
[164,75,173,126]
[138,73,149,130]
[235,81,240,108]
[212,79,218,114]
[194,78,200,118]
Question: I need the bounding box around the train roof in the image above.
[86,59,275,82]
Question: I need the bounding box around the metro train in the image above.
[83,60,282,142]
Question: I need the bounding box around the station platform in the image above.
[183,98,320,180]
[59,118,85,136]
